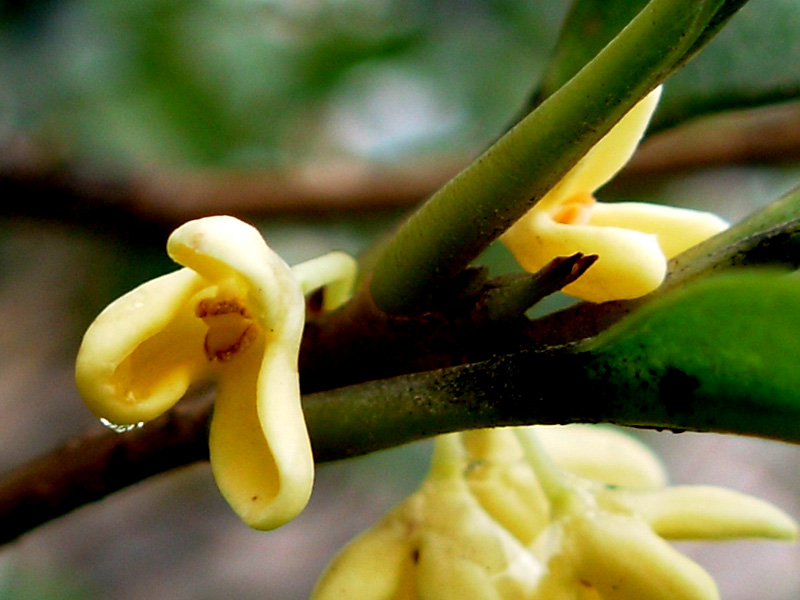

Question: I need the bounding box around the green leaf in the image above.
[586,272,800,442]
[653,0,800,131]
[526,0,800,133]
[525,0,748,106]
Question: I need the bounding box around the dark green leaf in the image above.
[587,272,800,442]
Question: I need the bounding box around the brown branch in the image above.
[0,136,467,230]
[0,256,595,545]
[3,184,800,545]
[5,102,800,232]
[299,254,598,393]
[0,389,212,546]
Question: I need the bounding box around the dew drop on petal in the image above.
[99,417,145,433]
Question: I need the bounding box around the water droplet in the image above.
[100,418,145,433]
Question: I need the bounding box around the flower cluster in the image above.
[72,85,789,600]
[75,215,355,530]
[502,86,729,303]
[312,426,797,599]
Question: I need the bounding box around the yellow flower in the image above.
[75,215,356,530]
[311,434,546,600]
[501,86,729,303]
[512,427,797,600]
[458,425,667,548]
[313,426,797,599]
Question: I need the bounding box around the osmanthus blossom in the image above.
[311,433,546,600]
[311,426,797,599]
[75,215,356,530]
[501,86,729,303]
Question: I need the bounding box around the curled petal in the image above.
[210,336,312,529]
[501,85,729,303]
[601,485,799,541]
[534,425,667,490]
[311,509,416,600]
[504,209,668,302]
[589,202,728,258]
[461,429,551,545]
[535,514,719,600]
[541,87,662,211]
[292,251,359,311]
[168,216,305,334]
[169,216,312,529]
[75,268,209,425]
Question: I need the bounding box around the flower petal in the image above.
[310,502,417,600]
[461,429,552,545]
[534,425,668,490]
[504,209,668,302]
[601,485,799,541]
[75,268,209,425]
[291,251,359,311]
[416,480,545,600]
[168,217,312,530]
[535,513,719,600]
[209,335,311,529]
[418,532,543,600]
[589,202,728,258]
[540,86,662,211]
[168,216,305,333]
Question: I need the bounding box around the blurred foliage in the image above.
[527,0,800,132]
[0,0,567,168]
[2,1,800,598]
[1,564,91,599]
[2,0,800,171]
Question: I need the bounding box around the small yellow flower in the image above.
[531,424,667,490]
[313,426,797,599]
[502,86,729,303]
[458,425,667,548]
[311,434,545,600]
[75,215,356,530]
[513,427,797,600]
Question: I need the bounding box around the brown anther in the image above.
[195,297,248,319]
[196,297,257,362]
[204,323,257,362]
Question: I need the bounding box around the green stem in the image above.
[369,0,727,314]
[304,346,800,464]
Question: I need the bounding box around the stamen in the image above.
[196,297,258,362]
[196,298,248,318]
[552,193,596,225]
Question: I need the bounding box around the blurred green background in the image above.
[1,0,800,598]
